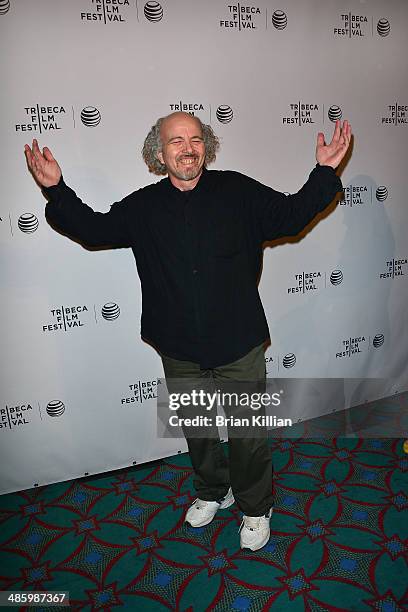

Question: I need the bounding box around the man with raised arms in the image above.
[25,112,351,550]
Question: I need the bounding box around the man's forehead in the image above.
[161,113,203,138]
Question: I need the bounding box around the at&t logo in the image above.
[144,1,163,22]
[272,10,287,30]
[328,105,342,122]
[18,213,39,233]
[330,270,343,285]
[80,106,101,127]
[46,400,65,417]
[0,0,10,15]
[282,353,296,369]
[101,302,120,320]
[376,186,388,201]
[377,19,390,37]
[216,105,233,123]
[372,334,384,348]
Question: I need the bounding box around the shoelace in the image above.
[238,516,263,533]
[192,498,218,510]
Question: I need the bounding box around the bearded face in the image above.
[157,113,206,188]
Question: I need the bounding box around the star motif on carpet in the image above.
[112,479,139,496]
[199,549,237,576]
[302,519,333,542]
[333,448,353,461]
[86,582,122,609]
[385,491,407,511]
[132,530,163,554]
[320,480,345,497]
[377,534,406,561]
[72,515,100,535]
[20,502,45,518]
[21,561,53,586]
[278,568,318,601]
[365,589,405,612]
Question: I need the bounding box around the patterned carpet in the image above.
[0,438,407,611]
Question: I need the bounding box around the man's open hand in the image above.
[316,120,352,169]
[24,139,62,187]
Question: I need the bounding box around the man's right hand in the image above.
[24,139,62,188]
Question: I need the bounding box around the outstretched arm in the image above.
[24,139,132,248]
[316,119,352,169]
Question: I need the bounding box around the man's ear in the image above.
[157,150,164,165]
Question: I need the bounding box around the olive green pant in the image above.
[161,344,273,516]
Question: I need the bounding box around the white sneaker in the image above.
[239,508,273,551]
[185,488,235,527]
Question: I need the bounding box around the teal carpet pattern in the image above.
[0,438,407,611]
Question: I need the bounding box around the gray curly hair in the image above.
[142,114,220,175]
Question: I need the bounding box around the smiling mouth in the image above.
[178,156,198,165]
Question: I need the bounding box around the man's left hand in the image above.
[316,119,352,169]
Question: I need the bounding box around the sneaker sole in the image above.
[240,532,270,551]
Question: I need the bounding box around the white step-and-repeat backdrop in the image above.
[1,0,407,494]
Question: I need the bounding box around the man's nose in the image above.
[183,140,193,153]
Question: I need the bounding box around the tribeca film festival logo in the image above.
[333,13,390,38]
[15,105,67,134]
[287,269,343,295]
[80,0,132,23]
[42,302,120,332]
[339,183,389,207]
[336,336,367,359]
[0,403,34,430]
[0,400,65,431]
[121,379,159,405]
[282,102,320,126]
[281,101,343,127]
[219,4,262,31]
[381,104,408,126]
[336,334,385,359]
[379,258,407,280]
[42,305,90,333]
